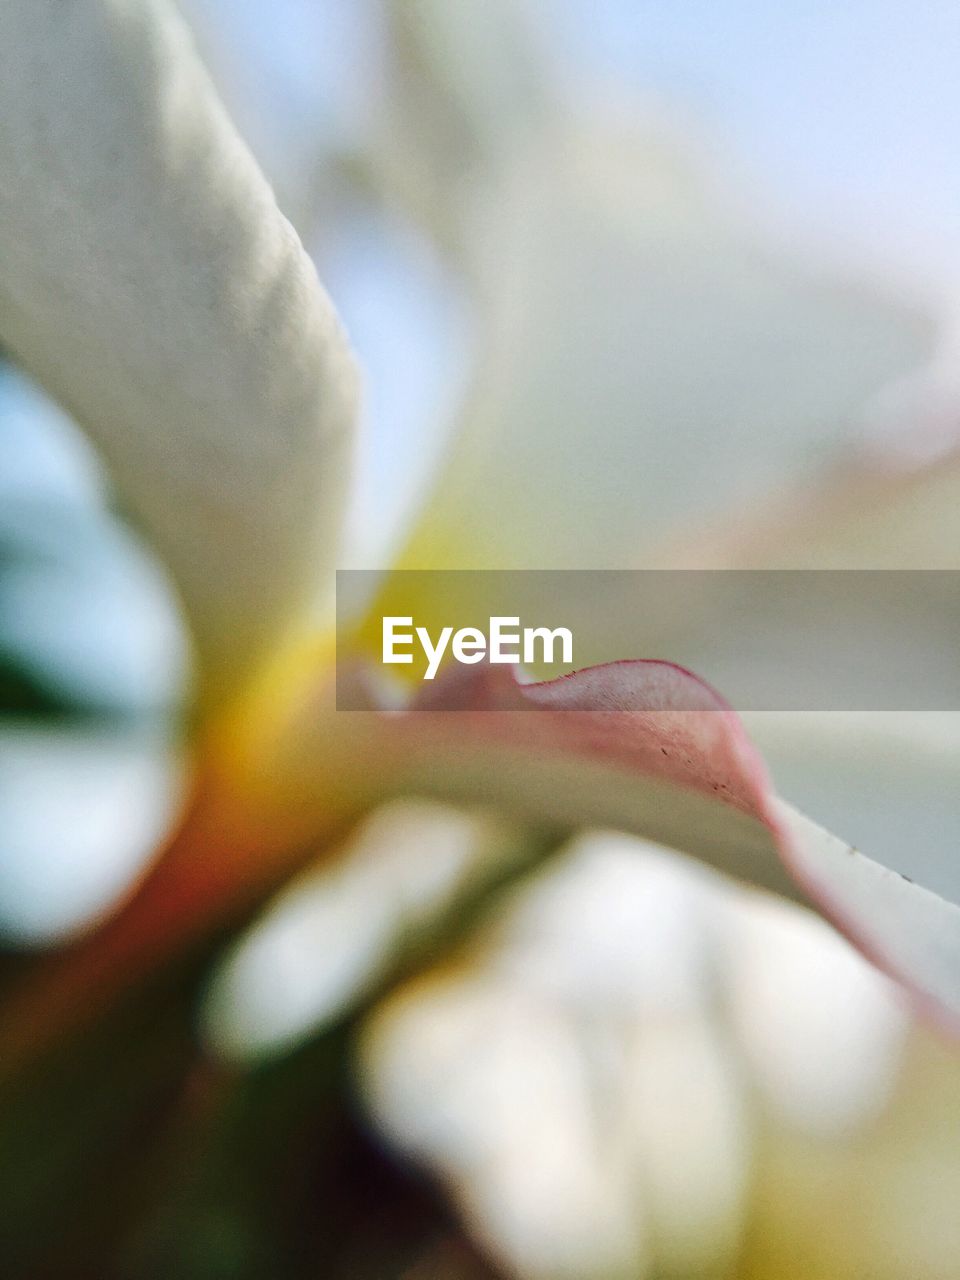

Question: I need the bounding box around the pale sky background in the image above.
[549,0,960,292]
[188,0,960,290]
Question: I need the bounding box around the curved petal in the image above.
[388,126,934,579]
[3,658,958,1066]
[773,801,960,1035]
[340,663,960,1031]
[744,712,960,904]
[360,126,938,674]
[0,0,359,696]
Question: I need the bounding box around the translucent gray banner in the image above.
[336,570,960,711]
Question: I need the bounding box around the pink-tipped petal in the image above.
[355,660,803,904]
[4,658,959,1066]
[387,661,960,1029]
[773,801,960,1034]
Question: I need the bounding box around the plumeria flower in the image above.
[2,0,960,1274]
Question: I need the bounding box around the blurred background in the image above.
[2,1,960,1276]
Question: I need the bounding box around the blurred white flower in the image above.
[204,799,523,1058]
[358,831,904,1278]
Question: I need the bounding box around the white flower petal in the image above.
[395,125,934,575]
[0,0,358,694]
[745,712,960,903]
